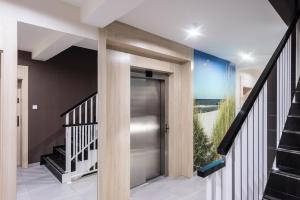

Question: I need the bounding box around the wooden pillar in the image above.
[98,29,107,200]
[168,62,193,178]
[0,18,18,200]
[98,30,131,200]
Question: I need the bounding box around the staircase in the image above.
[264,83,300,200]
[200,12,300,200]
[41,92,98,183]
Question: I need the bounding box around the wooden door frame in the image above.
[17,65,29,168]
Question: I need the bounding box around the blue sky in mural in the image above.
[193,50,235,100]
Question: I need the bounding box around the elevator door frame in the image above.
[130,70,168,181]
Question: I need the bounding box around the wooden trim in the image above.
[0,19,18,200]
[98,29,107,200]
[17,65,29,169]
[98,22,194,200]
[105,22,193,64]
[99,49,193,200]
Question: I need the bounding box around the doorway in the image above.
[130,71,166,188]
[17,80,22,166]
[17,65,29,169]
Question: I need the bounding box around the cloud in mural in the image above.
[193,50,235,100]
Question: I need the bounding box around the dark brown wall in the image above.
[18,47,97,163]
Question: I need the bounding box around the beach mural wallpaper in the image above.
[193,50,236,168]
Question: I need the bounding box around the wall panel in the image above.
[99,49,193,200]
[0,18,18,200]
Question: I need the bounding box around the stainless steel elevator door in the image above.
[130,77,164,188]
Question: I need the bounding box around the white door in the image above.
[17,82,22,166]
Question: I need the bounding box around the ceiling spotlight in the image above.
[239,51,255,62]
[185,26,204,39]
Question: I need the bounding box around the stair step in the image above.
[296,81,300,89]
[295,91,300,103]
[264,170,300,199]
[264,188,300,200]
[277,148,300,175]
[42,154,76,172]
[289,103,300,116]
[53,145,65,159]
[43,156,65,183]
[279,131,300,151]
[284,116,300,132]
[47,154,66,171]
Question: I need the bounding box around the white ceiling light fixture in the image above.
[239,51,255,62]
[185,25,204,39]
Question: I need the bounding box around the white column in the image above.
[0,18,18,200]
[223,149,233,200]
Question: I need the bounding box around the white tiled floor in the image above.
[17,165,207,200]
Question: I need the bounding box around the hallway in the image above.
[17,165,206,200]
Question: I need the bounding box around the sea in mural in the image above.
[193,50,236,168]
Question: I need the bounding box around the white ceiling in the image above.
[19,0,287,68]
[119,0,287,68]
[18,22,54,53]
[18,22,97,60]
[61,0,82,7]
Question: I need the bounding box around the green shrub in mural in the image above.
[193,111,215,169]
[211,97,236,156]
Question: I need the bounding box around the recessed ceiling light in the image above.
[239,51,255,62]
[185,26,204,39]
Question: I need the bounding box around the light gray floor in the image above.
[17,165,207,200]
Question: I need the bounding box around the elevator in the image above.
[130,71,166,188]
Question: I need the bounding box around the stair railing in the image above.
[61,92,98,183]
[201,14,299,200]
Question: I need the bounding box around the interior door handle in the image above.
[165,123,169,134]
[17,116,20,127]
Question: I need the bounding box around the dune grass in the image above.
[211,97,236,157]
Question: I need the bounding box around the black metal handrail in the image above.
[63,122,98,127]
[60,91,97,117]
[217,13,300,155]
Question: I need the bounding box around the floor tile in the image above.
[17,165,207,200]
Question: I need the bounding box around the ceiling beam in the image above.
[32,32,83,61]
[80,0,146,27]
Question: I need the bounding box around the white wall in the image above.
[235,68,262,111]
[0,2,99,199]
[0,17,18,200]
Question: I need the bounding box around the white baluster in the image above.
[241,119,248,200]
[253,101,259,199]
[215,170,222,200]
[75,126,78,173]
[73,109,76,125]
[87,125,91,172]
[96,94,99,123]
[66,113,69,126]
[90,98,94,123]
[81,125,85,172]
[79,126,82,173]
[206,173,215,200]
[247,109,254,200]
[258,92,264,199]
[223,149,233,200]
[65,126,72,183]
[85,101,88,124]
[79,105,82,124]
[234,131,242,200]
